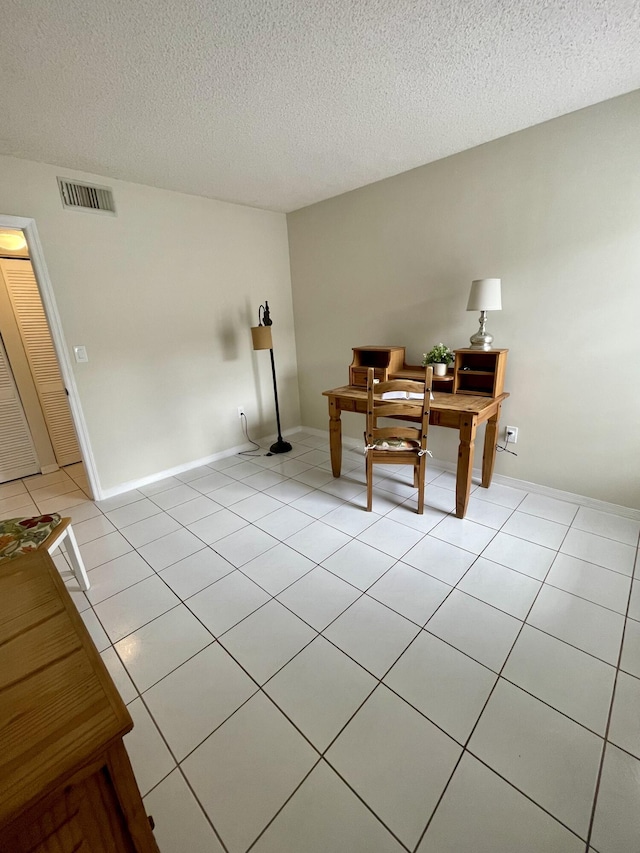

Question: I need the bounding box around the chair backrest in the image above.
[365,366,433,452]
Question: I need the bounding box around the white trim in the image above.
[78,417,640,522]
[487,472,640,522]
[297,426,640,521]
[418,457,640,521]
[98,427,303,499]
[99,442,258,499]
[0,214,102,500]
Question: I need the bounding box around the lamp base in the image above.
[270,438,292,454]
[469,310,494,350]
[469,332,494,350]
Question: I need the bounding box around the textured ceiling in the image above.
[1,0,639,212]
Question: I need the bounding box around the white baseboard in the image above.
[98,443,256,500]
[98,425,640,521]
[488,473,640,521]
[97,427,304,501]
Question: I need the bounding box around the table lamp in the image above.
[466,278,502,349]
[251,301,292,454]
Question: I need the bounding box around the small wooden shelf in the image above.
[453,349,508,397]
[349,346,406,387]
[392,367,454,384]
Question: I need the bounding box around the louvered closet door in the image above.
[1,259,81,467]
[0,335,40,482]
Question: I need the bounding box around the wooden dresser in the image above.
[0,550,159,853]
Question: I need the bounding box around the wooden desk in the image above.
[0,551,159,853]
[322,386,509,518]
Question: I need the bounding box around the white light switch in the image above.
[73,345,89,363]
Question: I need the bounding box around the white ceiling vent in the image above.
[57,178,116,215]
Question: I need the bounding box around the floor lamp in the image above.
[251,301,292,454]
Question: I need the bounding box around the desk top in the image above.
[0,551,131,825]
[323,386,509,415]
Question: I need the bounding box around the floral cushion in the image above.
[370,438,420,451]
[0,514,62,561]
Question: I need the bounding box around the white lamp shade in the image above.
[466,278,502,311]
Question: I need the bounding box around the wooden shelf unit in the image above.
[452,348,508,397]
[349,346,454,390]
[349,346,406,386]
[349,346,507,397]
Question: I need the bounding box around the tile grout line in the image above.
[411,520,585,851]
[583,533,640,852]
[242,758,325,853]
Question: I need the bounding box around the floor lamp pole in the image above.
[251,302,291,455]
[268,347,292,454]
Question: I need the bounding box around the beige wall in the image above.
[288,90,640,509]
[0,156,299,494]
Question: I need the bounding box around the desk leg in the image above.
[481,401,502,488]
[328,397,342,477]
[456,415,477,518]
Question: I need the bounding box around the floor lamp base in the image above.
[270,438,292,454]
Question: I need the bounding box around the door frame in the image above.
[0,214,101,500]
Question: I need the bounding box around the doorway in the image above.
[0,217,98,499]
[0,244,82,484]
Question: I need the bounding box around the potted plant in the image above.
[422,343,454,376]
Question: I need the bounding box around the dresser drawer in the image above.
[350,367,385,387]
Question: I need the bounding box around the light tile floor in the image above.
[5,436,640,853]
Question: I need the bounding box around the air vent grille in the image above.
[57,178,116,214]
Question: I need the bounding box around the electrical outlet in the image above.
[237,406,245,419]
[505,425,518,444]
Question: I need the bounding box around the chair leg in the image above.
[63,525,91,591]
[366,456,373,512]
[417,458,426,515]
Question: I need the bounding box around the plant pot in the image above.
[432,362,448,376]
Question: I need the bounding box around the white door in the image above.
[0,259,81,467]
[0,334,40,483]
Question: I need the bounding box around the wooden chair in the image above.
[364,365,433,514]
[0,514,90,590]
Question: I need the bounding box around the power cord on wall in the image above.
[497,425,519,456]
[237,412,273,457]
